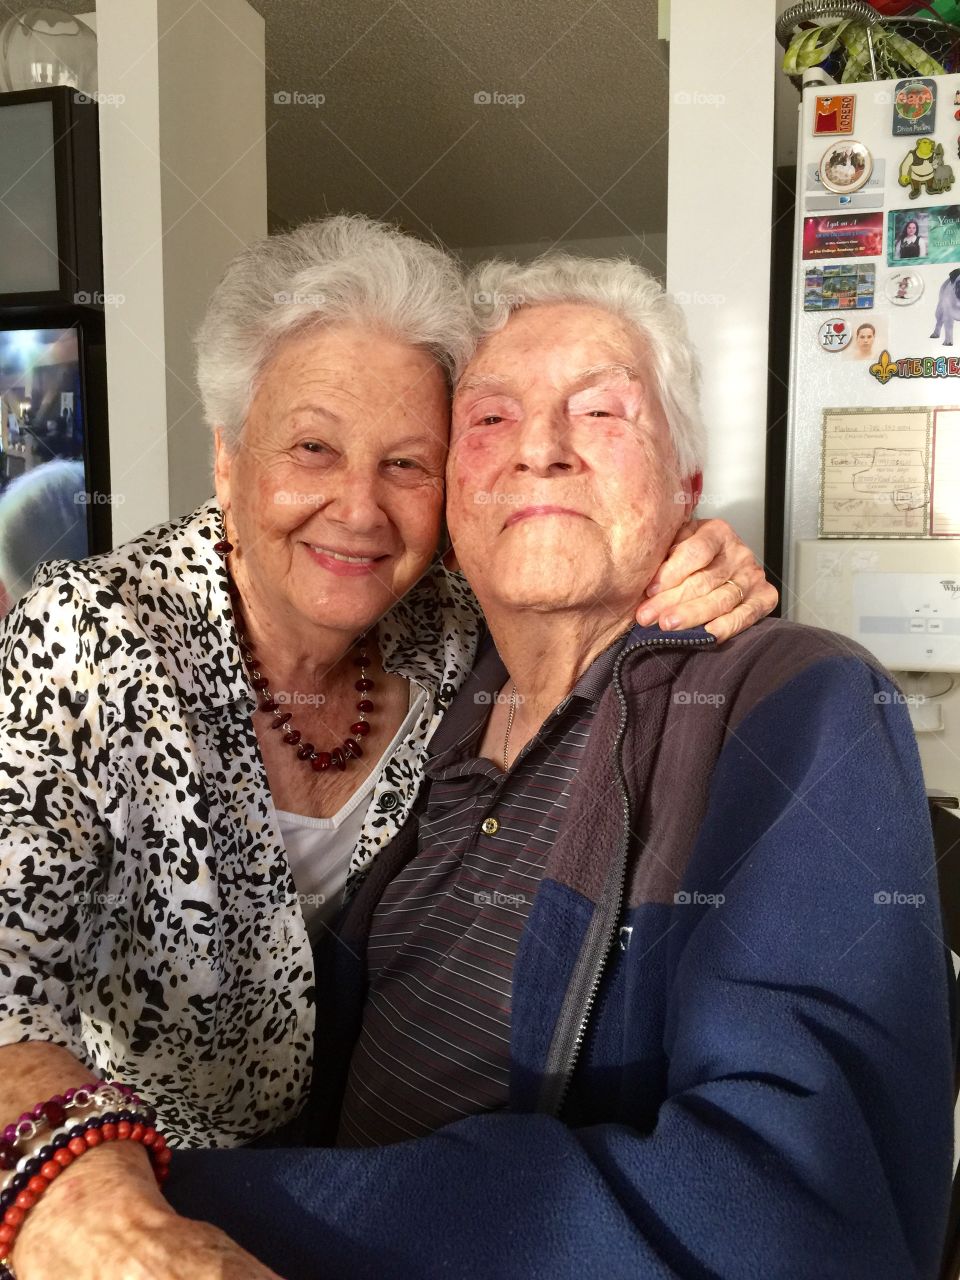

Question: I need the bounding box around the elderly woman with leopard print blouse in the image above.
[0,216,774,1278]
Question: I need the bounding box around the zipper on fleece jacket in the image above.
[535,630,716,1119]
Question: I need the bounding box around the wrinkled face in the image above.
[214,323,449,638]
[447,303,696,619]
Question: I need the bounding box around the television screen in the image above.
[0,325,89,616]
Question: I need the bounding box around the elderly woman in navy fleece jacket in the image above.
[172,255,952,1279]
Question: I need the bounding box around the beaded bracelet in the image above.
[0,1108,170,1277]
[0,1100,154,1200]
[0,1081,143,1181]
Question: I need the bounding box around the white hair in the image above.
[463,254,706,477]
[0,459,87,605]
[195,214,474,447]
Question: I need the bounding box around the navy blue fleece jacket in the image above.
[168,621,955,1279]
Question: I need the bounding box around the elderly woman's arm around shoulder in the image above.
[0,582,281,1280]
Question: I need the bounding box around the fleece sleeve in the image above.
[167,656,954,1280]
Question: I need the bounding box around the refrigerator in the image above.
[784,73,960,796]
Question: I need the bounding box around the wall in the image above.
[89,0,266,542]
[157,0,267,517]
[457,232,669,280]
[666,0,777,554]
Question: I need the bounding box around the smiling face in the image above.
[214,322,449,641]
[447,303,697,621]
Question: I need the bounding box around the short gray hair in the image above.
[195,215,473,447]
[463,255,706,477]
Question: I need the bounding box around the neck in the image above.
[483,603,634,727]
[228,554,363,692]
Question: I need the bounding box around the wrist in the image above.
[9,1141,171,1269]
[10,1138,171,1269]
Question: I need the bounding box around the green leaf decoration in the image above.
[782,17,947,82]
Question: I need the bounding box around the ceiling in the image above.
[69,0,670,253]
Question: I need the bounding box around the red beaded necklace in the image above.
[214,537,373,774]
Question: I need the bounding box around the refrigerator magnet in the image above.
[847,320,884,362]
[885,270,924,305]
[804,212,883,260]
[818,318,853,352]
[897,140,953,199]
[930,268,960,346]
[814,94,855,136]
[818,141,873,195]
[803,263,875,311]
[893,78,937,136]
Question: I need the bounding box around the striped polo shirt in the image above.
[336,627,630,1147]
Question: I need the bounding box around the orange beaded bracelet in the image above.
[0,1109,170,1278]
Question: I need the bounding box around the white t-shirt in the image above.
[275,682,428,942]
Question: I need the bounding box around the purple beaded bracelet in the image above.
[0,1081,142,1175]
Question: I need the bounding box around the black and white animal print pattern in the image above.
[0,500,482,1147]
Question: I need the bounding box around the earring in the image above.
[213,508,233,556]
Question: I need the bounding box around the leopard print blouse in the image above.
[0,500,482,1147]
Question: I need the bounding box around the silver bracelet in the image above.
[0,1084,129,1195]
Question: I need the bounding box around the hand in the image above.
[11,1142,284,1280]
[635,517,777,643]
